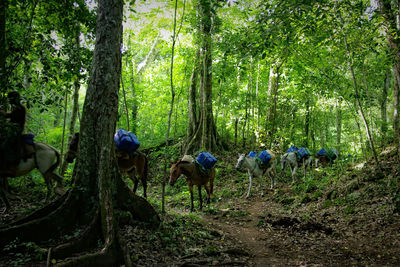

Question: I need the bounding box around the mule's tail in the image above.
[46,147,60,173]
[42,144,64,186]
[144,154,149,180]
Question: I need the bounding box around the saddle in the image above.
[0,134,35,175]
[195,161,212,177]
[255,157,270,169]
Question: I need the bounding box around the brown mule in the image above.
[66,132,148,198]
[169,159,215,212]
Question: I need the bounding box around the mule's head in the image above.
[66,132,79,163]
[169,161,182,186]
[235,154,246,171]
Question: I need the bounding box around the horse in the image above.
[235,151,277,198]
[281,152,313,182]
[66,132,148,198]
[0,142,65,211]
[169,159,215,212]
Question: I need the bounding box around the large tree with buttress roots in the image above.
[0,0,159,266]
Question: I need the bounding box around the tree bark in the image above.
[304,98,310,147]
[393,66,400,144]
[336,99,342,152]
[186,0,218,153]
[61,26,81,176]
[266,61,280,147]
[380,70,390,145]
[0,1,160,266]
[0,0,6,98]
[377,0,400,148]
[187,48,200,141]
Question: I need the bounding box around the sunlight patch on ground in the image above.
[355,162,366,169]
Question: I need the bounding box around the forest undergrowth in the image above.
[1,144,400,266]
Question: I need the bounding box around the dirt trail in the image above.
[201,192,400,267]
[202,198,286,266]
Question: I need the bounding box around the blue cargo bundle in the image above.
[196,152,217,170]
[257,150,272,165]
[317,148,327,156]
[287,146,299,153]
[248,151,257,158]
[298,147,311,159]
[114,129,140,154]
[326,148,338,160]
[23,133,35,145]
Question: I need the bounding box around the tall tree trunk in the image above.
[394,66,400,144]
[304,98,310,147]
[0,0,6,99]
[162,0,178,213]
[380,69,390,145]
[186,0,218,153]
[187,48,200,141]
[200,0,215,151]
[336,99,342,152]
[377,0,400,149]
[266,61,280,147]
[256,63,261,135]
[335,8,381,169]
[0,1,159,265]
[242,83,249,148]
[61,26,81,176]
[234,117,238,146]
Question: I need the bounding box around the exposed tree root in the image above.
[54,246,119,267]
[0,175,160,266]
[0,191,83,248]
[115,175,160,226]
[0,193,68,229]
[50,208,101,259]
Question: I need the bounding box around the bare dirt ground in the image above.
[200,187,400,267]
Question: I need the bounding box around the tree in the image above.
[186,0,219,153]
[0,1,159,266]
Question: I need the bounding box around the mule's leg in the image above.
[246,171,253,198]
[204,184,211,204]
[141,175,147,198]
[198,185,203,210]
[269,169,275,189]
[0,186,11,212]
[44,178,53,202]
[50,173,66,195]
[291,165,297,183]
[209,172,215,198]
[188,184,194,212]
[132,177,139,194]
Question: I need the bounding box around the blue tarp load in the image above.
[196,152,217,169]
[248,151,257,158]
[23,133,35,145]
[317,148,327,156]
[326,148,338,160]
[287,146,299,153]
[114,129,140,154]
[298,147,311,159]
[257,150,272,164]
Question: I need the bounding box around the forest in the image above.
[0,0,400,266]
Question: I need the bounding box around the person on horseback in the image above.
[0,91,27,175]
